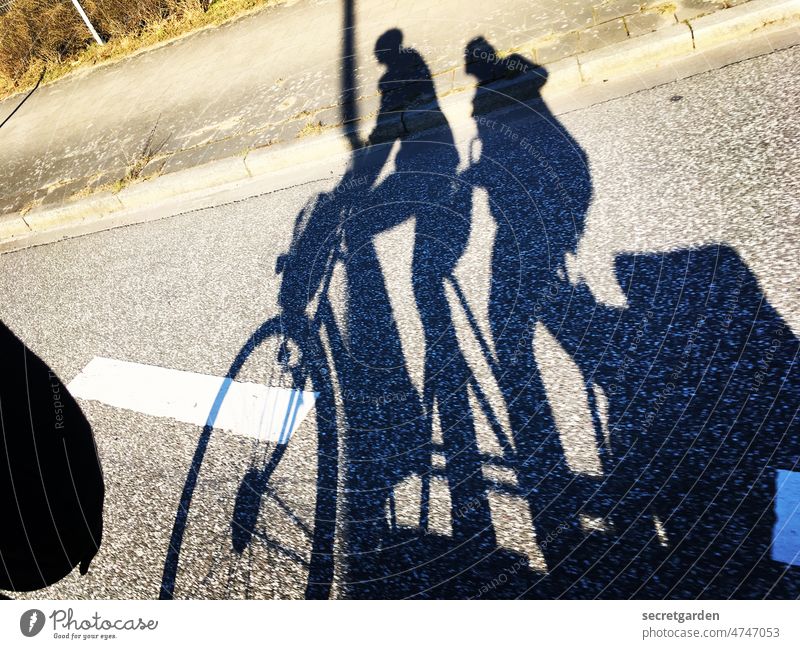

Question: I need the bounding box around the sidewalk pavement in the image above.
[1,0,798,249]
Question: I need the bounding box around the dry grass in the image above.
[296,120,327,138]
[0,0,284,99]
[644,2,679,15]
[115,118,164,189]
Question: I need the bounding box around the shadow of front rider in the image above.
[366,29,495,546]
[276,29,475,595]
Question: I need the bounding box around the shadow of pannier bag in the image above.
[0,322,104,591]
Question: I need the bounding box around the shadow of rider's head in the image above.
[464,36,547,92]
[374,28,403,65]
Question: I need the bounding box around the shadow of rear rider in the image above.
[461,37,597,580]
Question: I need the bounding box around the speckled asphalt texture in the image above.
[1,46,798,599]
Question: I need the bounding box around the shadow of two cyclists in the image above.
[237,29,800,598]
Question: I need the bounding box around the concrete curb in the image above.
[578,23,695,83]
[244,136,351,177]
[23,193,123,232]
[578,0,800,82]
[691,0,800,50]
[2,0,798,250]
[115,157,251,212]
[0,214,30,240]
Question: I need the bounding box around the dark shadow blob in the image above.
[563,245,800,599]
[0,321,104,591]
[360,245,799,599]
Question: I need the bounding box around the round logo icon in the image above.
[20,609,45,637]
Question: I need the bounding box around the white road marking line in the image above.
[773,469,800,567]
[67,357,317,444]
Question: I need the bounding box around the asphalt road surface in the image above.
[1,46,798,599]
